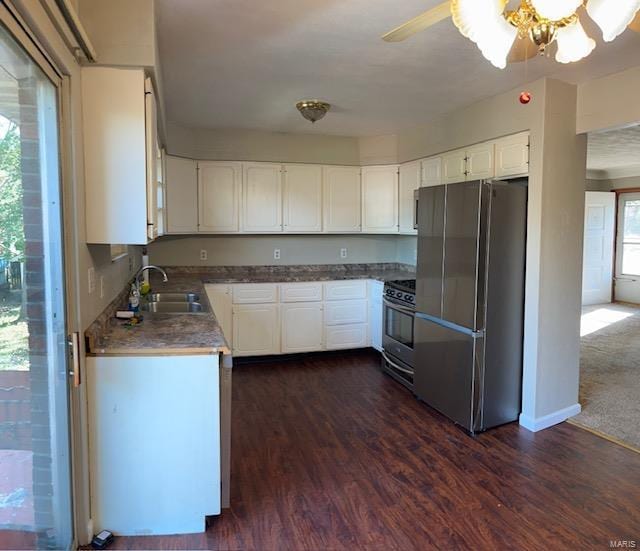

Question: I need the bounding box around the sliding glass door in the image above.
[0,20,73,550]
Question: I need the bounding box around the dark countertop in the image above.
[85,263,415,357]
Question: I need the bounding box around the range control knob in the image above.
[405,294,414,302]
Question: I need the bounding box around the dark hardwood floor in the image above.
[101,350,640,550]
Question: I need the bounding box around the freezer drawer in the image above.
[413,315,484,432]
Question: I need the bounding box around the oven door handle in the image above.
[383,298,415,317]
[381,350,414,375]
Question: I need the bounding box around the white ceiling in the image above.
[588,125,640,178]
[156,0,640,137]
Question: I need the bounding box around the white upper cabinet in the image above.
[323,166,362,233]
[361,165,399,233]
[495,132,530,179]
[466,142,495,180]
[421,157,442,187]
[399,161,420,234]
[242,163,283,233]
[198,162,242,233]
[165,155,198,234]
[283,164,323,233]
[82,67,159,244]
[442,150,468,184]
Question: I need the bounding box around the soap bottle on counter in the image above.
[128,284,140,313]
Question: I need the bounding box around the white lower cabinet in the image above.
[232,303,280,357]
[210,280,380,357]
[281,302,323,353]
[325,324,368,350]
[368,280,384,352]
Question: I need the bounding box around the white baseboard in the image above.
[519,403,582,432]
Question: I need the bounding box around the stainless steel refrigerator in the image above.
[414,179,527,433]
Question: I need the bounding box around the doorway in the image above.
[0,16,73,551]
[574,124,640,450]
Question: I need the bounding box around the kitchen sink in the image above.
[141,302,206,313]
[147,292,200,303]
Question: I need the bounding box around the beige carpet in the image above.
[572,303,640,450]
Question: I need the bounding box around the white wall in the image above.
[148,234,415,266]
[577,66,640,134]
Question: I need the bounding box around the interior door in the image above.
[0,19,73,549]
[615,192,640,304]
[582,192,615,305]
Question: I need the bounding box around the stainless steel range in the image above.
[382,279,416,390]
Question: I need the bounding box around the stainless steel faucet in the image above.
[134,265,168,291]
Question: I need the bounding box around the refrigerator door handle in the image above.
[416,312,485,338]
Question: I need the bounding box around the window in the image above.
[620,198,640,276]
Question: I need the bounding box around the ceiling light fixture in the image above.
[450,0,637,68]
[296,100,331,123]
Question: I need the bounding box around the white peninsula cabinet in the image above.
[242,163,283,232]
[362,166,399,233]
[198,162,242,233]
[165,155,198,233]
[82,67,160,244]
[283,164,323,233]
[323,166,362,232]
[87,354,220,535]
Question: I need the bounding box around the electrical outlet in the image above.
[274,249,281,260]
[99,276,105,299]
[88,267,96,295]
[340,248,348,259]
[200,250,208,261]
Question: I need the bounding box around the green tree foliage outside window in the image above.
[0,121,24,262]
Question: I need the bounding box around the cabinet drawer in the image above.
[324,280,367,301]
[232,284,279,304]
[324,324,368,350]
[280,282,323,303]
[324,299,367,325]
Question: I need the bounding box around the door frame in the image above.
[0,1,87,548]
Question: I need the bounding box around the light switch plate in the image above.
[340,248,348,259]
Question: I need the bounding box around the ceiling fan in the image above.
[382,0,640,69]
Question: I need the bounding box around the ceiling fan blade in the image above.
[629,11,640,33]
[507,36,538,63]
[382,1,451,42]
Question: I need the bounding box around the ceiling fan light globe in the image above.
[555,20,596,63]
[586,0,640,41]
[529,0,583,21]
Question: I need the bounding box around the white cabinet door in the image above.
[495,133,530,178]
[242,163,283,232]
[232,304,280,357]
[421,157,442,187]
[466,143,495,180]
[442,150,467,184]
[368,280,384,352]
[325,324,368,350]
[281,303,323,353]
[198,162,242,233]
[204,285,233,347]
[324,280,367,301]
[145,77,159,241]
[232,284,279,304]
[399,161,420,234]
[280,282,323,303]
[323,166,361,232]
[362,166,399,233]
[165,155,198,234]
[283,164,322,233]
